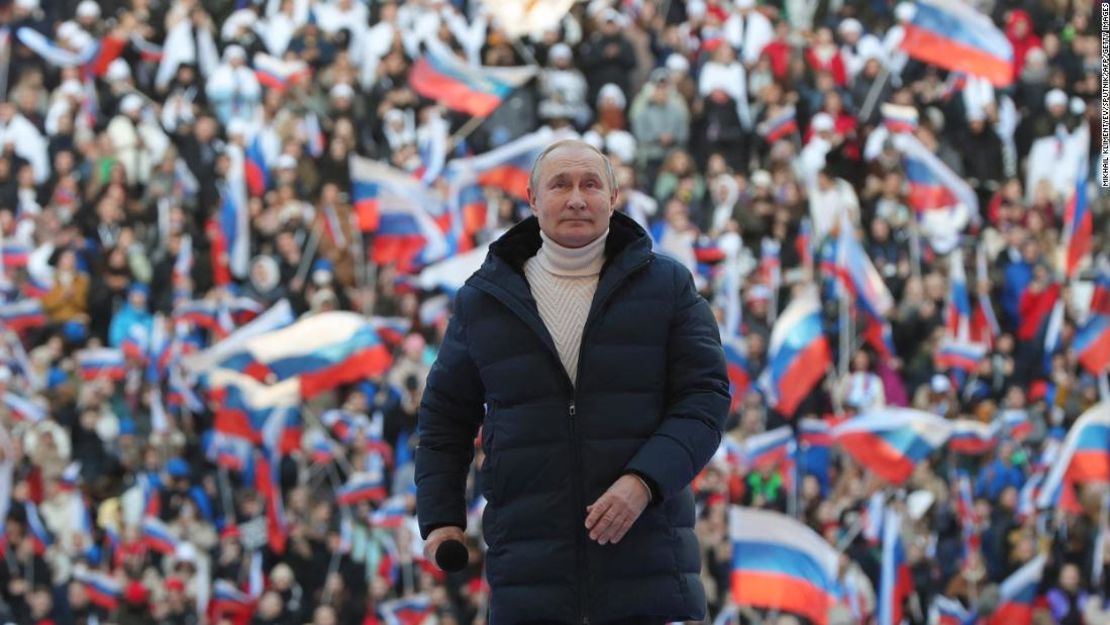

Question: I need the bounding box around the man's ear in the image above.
[526,186,538,215]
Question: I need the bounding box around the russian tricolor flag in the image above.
[930,596,972,625]
[986,554,1046,625]
[881,103,918,134]
[215,312,393,400]
[759,287,832,417]
[141,516,180,554]
[21,275,50,299]
[893,133,978,216]
[722,337,753,414]
[1090,266,1110,317]
[831,217,894,319]
[832,408,953,485]
[934,339,987,372]
[253,52,311,91]
[1037,403,1110,510]
[729,507,840,625]
[320,409,371,444]
[350,156,448,272]
[948,419,998,455]
[337,470,387,505]
[946,248,972,340]
[211,579,255,617]
[408,40,536,117]
[955,473,981,553]
[4,391,45,423]
[738,426,795,472]
[76,348,127,381]
[757,105,799,143]
[370,495,410,528]
[878,507,914,625]
[379,595,436,625]
[1061,159,1092,280]
[369,317,412,349]
[1075,313,1110,375]
[445,126,571,201]
[0,243,29,268]
[1000,409,1033,442]
[972,247,1000,348]
[74,569,122,610]
[244,134,269,198]
[25,501,52,554]
[0,299,47,333]
[899,0,1014,87]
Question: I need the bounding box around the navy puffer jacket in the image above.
[416,212,729,625]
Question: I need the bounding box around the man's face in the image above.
[527,144,616,248]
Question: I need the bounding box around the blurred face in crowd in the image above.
[527,142,616,248]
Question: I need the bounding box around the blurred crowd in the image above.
[0,0,1107,624]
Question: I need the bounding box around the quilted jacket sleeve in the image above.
[623,265,729,502]
[415,292,486,539]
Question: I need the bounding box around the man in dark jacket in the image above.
[415,139,729,625]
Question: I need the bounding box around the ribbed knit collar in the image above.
[535,229,609,277]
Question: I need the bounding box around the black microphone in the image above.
[435,539,469,572]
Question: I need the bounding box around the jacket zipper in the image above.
[569,257,651,625]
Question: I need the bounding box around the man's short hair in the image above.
[528,139,618,195]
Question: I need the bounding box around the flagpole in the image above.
[217,466,236,528]
[839,290,852,380]
[1098,367,1110,402]
[1095,487,1109,596]
[293,223,323,289]
[908,217,922,282]
[859,64,892,125]
[447,114,489,152]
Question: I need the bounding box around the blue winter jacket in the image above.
[415,212,729,625]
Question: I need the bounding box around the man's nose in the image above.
[568,186,587,209]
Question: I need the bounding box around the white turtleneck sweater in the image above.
[523,229,608,386]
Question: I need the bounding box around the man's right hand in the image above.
[423,526,466,570]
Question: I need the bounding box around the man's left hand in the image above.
[585,474,650,545]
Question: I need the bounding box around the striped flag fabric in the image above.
[722,336,753,414]
[736,426,795,473]
[758,286,832,417]
[757,105,799,143]
[878,507,914,625]
[253,52,311,91]
[0,299,47,333]
[213,311,393,399]
[76,348,127,381]
[729,507,840,625]
[934,338,988,372]
[880,103,919,134]
[832,408,953,484]
[898,0,1014,86]
[893,132,979,216]
[930,596,972,625]
[211,579,256,617]
[444,127,571,200]
[337,469,387,505]
[1036,402,1110,510]
[141,516,180,554]
[1075,313,1110,374]
[986,554,1046,625]
[73,569,122,610]
[947,419,999,455]
[4,392,45,423]
[379,595,436,625]
[408,40,537,117]
[349,156,449,271]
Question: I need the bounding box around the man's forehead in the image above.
[539,145,606,177]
